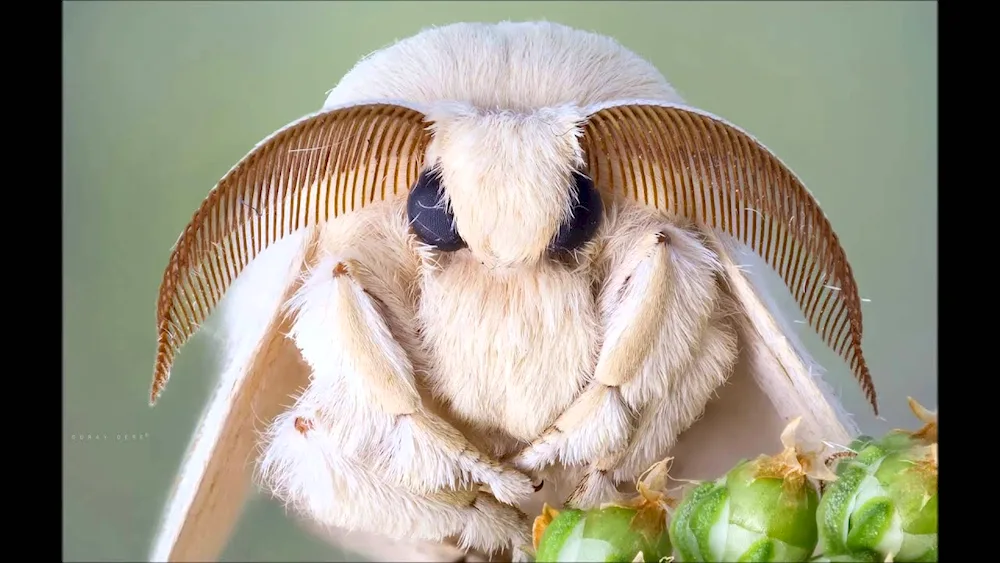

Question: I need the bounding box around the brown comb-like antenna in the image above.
[150,103,430,405]
[582,102,878,414]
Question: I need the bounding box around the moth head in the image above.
[149,100,878,415]
[415,103,597,268]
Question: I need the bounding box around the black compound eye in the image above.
[407,169,466,251]
[550,171,603,254]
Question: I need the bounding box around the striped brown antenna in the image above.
[582,102,877,414]
[150,103,431,405]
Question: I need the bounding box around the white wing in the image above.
[150,231,313,562]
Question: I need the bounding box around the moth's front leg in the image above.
[566,303,739,508]
[514,208,737,508]
[260,252,533,557]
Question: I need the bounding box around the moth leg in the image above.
[514,210,734,507]
[262,406,531,558]
[567,304,738,507]
[260,250,533,556]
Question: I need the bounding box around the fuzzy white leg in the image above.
[286,256,419,417]
[513,219,721,476]
[260,407,529,557]
[609,311,738,483]
[260,253,532,554]
[513,383,633,470]
[565,308,739,508]
[458,494,532,557]
[377,411,535,504]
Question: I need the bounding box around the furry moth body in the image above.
[149,22,875,562]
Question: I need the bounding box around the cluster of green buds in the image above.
[668,418,835,562]
[529,398,938,563]
[816,398,938,563]
[533,459,676,562]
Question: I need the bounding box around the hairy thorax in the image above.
[417,254,598,445]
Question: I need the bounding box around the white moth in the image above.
[148,22,877,562]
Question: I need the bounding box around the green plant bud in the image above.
[816,399,937,563]
[533,459,676,562]
[534,505,672,562]
[669,418,827,562]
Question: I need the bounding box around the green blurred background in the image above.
[62,2,937,561]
